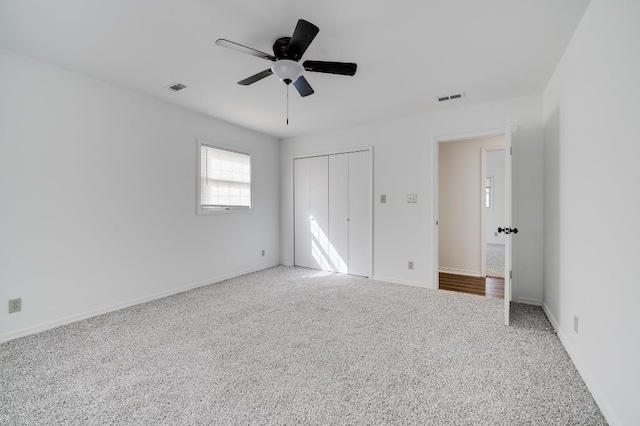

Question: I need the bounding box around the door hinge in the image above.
[509,270,512,279]
[510,146,513,155]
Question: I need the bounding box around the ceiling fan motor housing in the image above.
[273,37,293,59]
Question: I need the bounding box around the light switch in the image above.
[407,194,417,203]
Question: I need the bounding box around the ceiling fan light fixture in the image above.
[271,60,303,84]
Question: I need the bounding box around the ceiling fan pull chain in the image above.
[286,84,290,125]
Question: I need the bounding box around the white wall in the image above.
[439,136,504,276]
[542,1,640,425]
[280,95,544,304]
[0,50,280,341]
[486,149,506,245]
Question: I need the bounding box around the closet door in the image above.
[309,156,329,270]
[328,154,349,273]
[294,156,329,270]
[294,158,313,268]
[348,150,372,277]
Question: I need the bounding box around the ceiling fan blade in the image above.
[215,39,276,62]
[238,69,274,86]
[303,61,357,76]
[287,20,319,61]
[293,75,314,97]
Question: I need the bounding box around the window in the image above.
[485,176,493,208]
[198,141,251,213]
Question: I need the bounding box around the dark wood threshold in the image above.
[439,273,504,299]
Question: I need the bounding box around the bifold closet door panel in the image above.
[309,155,329,270]
[328,153,349,273]
[294,158,313,269]
[348,150,372,277]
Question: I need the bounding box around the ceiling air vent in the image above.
[166,82,188,92]
[437,92,465,102]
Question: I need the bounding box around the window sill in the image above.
[197,207,252,215]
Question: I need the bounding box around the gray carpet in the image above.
[1,266,605,425]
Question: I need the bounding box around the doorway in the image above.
[433,127,516,325]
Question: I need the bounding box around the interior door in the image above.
[294,158,312,268]
[348,150,372,277]
[294,156,329,270]
[503,129,513,325]
[329,154,349,273]
[309,156,329,270]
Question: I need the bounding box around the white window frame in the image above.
[197,139,253,215]
[485,175,494,209]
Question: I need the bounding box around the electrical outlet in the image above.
[573,315,579,333]
[261,249,265,257]
[380,194,387,204]
[408,261,414,270]
[8,298,21,314]
[407,194,417,203]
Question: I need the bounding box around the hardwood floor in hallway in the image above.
[439,273,504,299]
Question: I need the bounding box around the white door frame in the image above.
[292,146,374,278]
[432,126,517,325]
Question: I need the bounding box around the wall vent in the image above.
[166,82,188,92]
[437,92,465,102]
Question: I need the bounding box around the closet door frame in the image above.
[292,146,374,278]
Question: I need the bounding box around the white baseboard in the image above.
[280,260,294,267]
[514,297,542,306]
[439,267,482,277]
[542,303,620,426]
[372,275,433,289]
[541,302,559,331]
[0,263,280,344]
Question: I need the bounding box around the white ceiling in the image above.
[0,0,590,139]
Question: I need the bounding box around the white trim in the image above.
[480,148,488,277]
[542,303,620,426]
[372,275,432,289]
[433,138,440,289]
[541,302,559,330]
[291,146,373,161]
[368,147,375,279]
[0,263,280,344]
[514,297,542,306]
[435,126,519,143]
[438,267,483,277]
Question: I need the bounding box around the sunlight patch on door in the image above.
[310,217,347,273]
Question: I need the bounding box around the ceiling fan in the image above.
[215,19,357,98]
